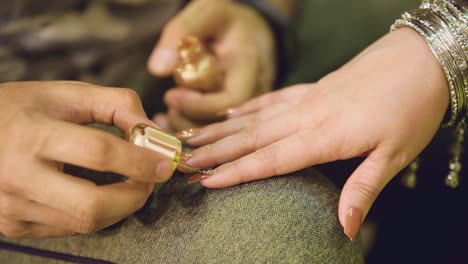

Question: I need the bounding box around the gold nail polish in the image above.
[129,124,213,175]
[175,128,200,140]
[173,36,221,91]
[187,173,214,184]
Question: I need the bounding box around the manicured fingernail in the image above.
[344,207,363,241]
[149,48,178,74]
[175,128,200,140]
[180,152,192,162]
[216,108,238,119]
[156,160,174,180]
[187,173,214,184]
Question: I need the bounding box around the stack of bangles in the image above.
[391,0,467,188]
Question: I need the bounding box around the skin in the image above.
[184,28,449,235]
[0,81,174,238]
[148,0,292,131]
[0,0,286,238]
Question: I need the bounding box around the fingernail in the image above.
[149,48,178,74]
[187,173,214,184]
[153,114,170,131]
[180,152,192,162]
[175,128,200,140]
[343,207,363,241]
[156,160,174,180]
[216,108,238,119]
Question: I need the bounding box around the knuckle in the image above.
[119,88,141,109]
[57,81,90,89]
[75,196,100,234]
[389,152,411,170]
[127,162,147,180]
[0,195,20,219]
[76,209,97,234]
[246,113,260,128]
[0,173,24,197]
[348,181,380,204]
[240,126,259,150]
[0,222,28,238]
[4,111,36,141]
[228,160,246,184]
[256,147,277,164]
[202,143,215,157]
[87,136,115,169]
[256,147,278,175]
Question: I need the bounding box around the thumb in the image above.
[147,0,230,76]
[338,151,398,241]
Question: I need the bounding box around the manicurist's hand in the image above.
[147,0,276,131]
[183,28,449,240]
[0,81,174,238]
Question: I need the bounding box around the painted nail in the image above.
[343,207,363,241]
[216,108,238,119]
[187,173,214,184]
[180,152,192,162]
[175,128,200,140]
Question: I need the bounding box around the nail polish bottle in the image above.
[128,124,213,175]
[173,36,221,91]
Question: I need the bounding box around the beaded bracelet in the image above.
[391,0,468,188]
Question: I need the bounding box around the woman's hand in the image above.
[0,81,174,238]
[147,0,275,131]
[183,28,449,240]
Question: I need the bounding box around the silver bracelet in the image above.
[391,0,468,127]
[391,0,468,188]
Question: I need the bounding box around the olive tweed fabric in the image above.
[0,169,364,263]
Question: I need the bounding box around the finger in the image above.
[0,217,74,238]
[223,84,311,118]
[188,107,302,169]
[152,113,171,131]
[148,0,231,76]
[165,54,259,120]
[38,81,152,131]
[167,109,206,132]
[184,101,298,146]
[23,168,152,234]
[338,150,400,241]
[198,128,338,188]
[37,119,174,183]
[0,192,81,232]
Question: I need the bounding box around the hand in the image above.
[0,81,174,238]
[147,0,275,131]
[183,28,449,240]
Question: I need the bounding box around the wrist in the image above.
[393,27,450,113]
